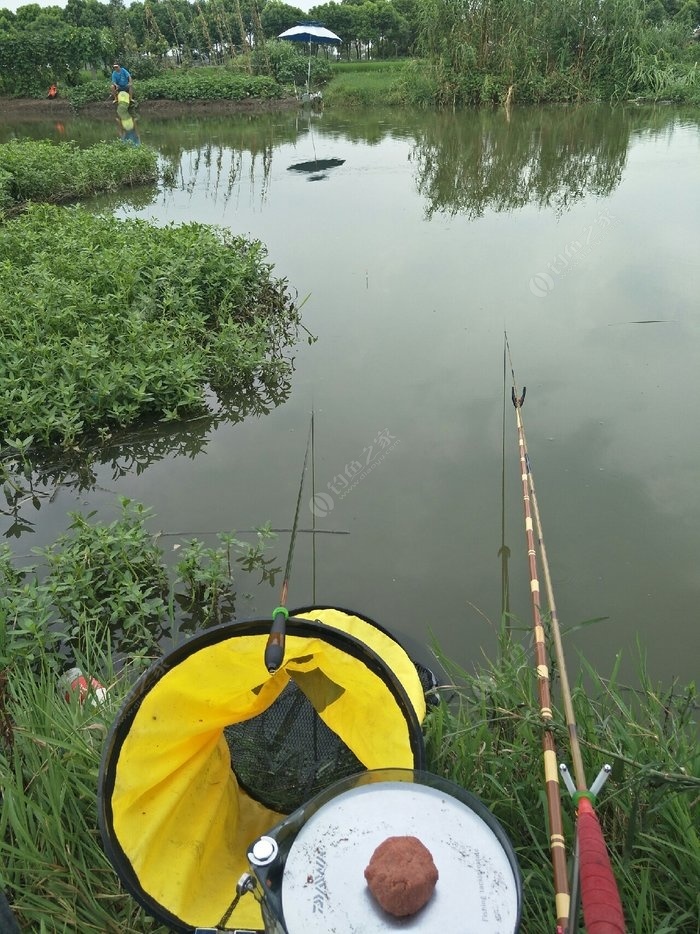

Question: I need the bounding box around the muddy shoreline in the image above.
[0,96,301,120]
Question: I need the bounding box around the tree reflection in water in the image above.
[412,106,635,219]
[0,380,291,540]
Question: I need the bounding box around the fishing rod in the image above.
[264,414,313,673]
[504,332,626,934]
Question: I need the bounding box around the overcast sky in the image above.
[1,0,316,11]
[1,0,68,10]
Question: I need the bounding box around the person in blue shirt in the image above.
[111,61,133,103]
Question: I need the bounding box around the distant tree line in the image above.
[0,0,422,96]
[0,0,697,101]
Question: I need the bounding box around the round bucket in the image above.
[248,768,522,933]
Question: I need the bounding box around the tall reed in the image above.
[413,0,697,104]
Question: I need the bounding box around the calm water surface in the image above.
[4,104,699,684]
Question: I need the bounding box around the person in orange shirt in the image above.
[47,84,58,99]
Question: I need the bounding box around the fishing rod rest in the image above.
[559,763,612,800]
[511,386,526,408]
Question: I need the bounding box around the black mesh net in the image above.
[223,677,364,814]
[223,653,439,815]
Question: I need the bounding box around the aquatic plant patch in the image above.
[0,204,301,449]
[0,140,159,209]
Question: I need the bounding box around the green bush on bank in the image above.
[66,68,284,110]
[0,140,159,210]
[0,204,302,450]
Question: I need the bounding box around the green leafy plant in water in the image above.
[0,499,280,670]
[175,524,279,627]
[0,204,302,452]
[0,139,159,209]
[38,500,169,658]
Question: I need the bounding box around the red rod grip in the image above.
[577,798,626,933]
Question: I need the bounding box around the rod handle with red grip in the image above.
[577,797,626,933]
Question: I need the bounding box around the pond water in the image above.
[3,103,699,685]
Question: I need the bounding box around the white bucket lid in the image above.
[281,779,520,933]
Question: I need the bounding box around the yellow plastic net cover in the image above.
[99,607,428,931]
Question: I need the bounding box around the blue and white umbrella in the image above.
[278,22,342,94]
[278,22,342,45]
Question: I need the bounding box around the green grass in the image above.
[325,59,417,107]
[0,664,164,933]
[0,509,696,933]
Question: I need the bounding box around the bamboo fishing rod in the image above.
[505,333,626,934]
[506,364,570,933]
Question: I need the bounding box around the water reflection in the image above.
[6,104,694,222]
[135,105,699,219]
[115,97,141,146]
[287,157,345,181]
[411,107,630,219]
[1,382,290,539]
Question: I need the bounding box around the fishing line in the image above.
[264,415,313,673]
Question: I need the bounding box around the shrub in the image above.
[65,69,283,109]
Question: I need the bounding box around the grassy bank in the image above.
[304,48,700,109]
[65,67,284,110]
[0,505,697,931]
[11,45,700,115]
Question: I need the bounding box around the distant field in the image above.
[326,59,413,105]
